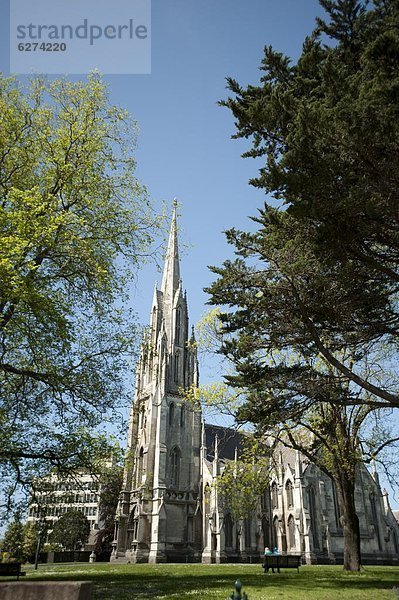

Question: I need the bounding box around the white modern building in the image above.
[27,471,102,536]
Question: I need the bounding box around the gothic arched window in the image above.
[286,480,294,507]
[174,352,180,383]
[139,405,145,429]
[175,308,181,345]
[127,507,139,548]
[288,515,296,549]
[262,516,270,549]
[169,402,175,427]
[152,307,157,337]
[273,516,279,548]
[261,490,268,511]
[224,513,233,548]
[171,447,181,487]
[137,447,144,487]
[244,518,252,548]
[271,482,278,509]
[180,405,185,427]
[308,485,319,550]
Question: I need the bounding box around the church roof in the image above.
[204,424,244,462]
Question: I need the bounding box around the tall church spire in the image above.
[161,200,181,308]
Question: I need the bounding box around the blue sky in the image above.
[110,0,321,362]
[2,1,398,507]
[0,0,321,340]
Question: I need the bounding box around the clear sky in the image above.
[0,0,321,341]
[1,0,397,507]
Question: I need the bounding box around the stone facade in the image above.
[112,209,399,565]
[112,207,202,563]
[265,447,399,565]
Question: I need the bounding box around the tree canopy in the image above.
[0,74,161,514]
[94,465,123,557]
[49,509,90,551]
[195,309,398,570]
[1,516,24,560]
[211,0,399,409]
[206,0,399,571]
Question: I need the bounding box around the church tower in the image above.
[112,205,203,563]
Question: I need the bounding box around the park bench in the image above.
[262,554,301,573]
[0,562,26,579]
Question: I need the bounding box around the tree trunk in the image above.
[335,476,361,571]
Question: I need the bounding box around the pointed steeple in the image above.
[371,459,380,485]
[161,200,181,307]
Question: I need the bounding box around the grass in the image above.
[5,562,399,599]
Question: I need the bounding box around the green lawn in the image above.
[12,562,399,599]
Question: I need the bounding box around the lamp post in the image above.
[34,518,47,570]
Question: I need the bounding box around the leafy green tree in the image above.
[196,308,398,570]
[216,438,271,523]
[217,0,399,408]
[206,1,399,567]
[22,521,40,562]
[43,542,62,552]
[208,0,399,568]
[50,510,90,551]
[241,386,381,571]
[0,74,162,513]
[1,517,24,560]
[94,466,123,556]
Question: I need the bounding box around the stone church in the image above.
[111,208,399,565]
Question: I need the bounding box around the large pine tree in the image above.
[207,0,399,571]
[213,0,399,407]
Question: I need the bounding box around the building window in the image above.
[244,518,251,548]
[273,516,279,548]
[262,516,270,549]
[180,405,185,427]
[175,308,181,345]
[127,507,139,547]
[169,402,175,426]
[151,307,157,340]
[139,405,145,429]
[285,480,294,507]
[224,513,233,548]
[308,485,319,549]
[288,515,296,549]
[133,516,139,541]
[261,490,268,511]
[174,352,180,383]
[271,482,278,509]
[137,447,144,486]
[170,447,181,487]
